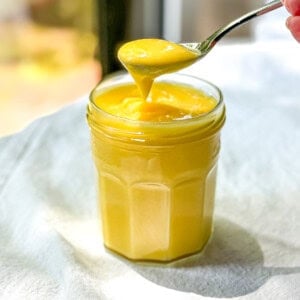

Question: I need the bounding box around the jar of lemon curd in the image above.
[87,72,225,262]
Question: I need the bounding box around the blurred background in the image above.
[0,0,279,136]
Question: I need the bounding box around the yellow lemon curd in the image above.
[95,81,217,122]
[118,39,199,98]
[87,39,225,261]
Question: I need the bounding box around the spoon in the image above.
[183,0,283,59]
[118,0,283,98]
[119,0,283,76]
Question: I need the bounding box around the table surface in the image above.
[1,40,300,299]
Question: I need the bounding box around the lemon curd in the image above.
[94,81,217,122]
[88,74,225,261]
[118,39,199,99]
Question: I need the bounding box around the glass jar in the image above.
[87,72,225,262]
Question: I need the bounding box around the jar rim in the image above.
[88,71,224,129]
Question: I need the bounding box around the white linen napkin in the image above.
[0,40,300,299]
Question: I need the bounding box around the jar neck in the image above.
[87,101,225,145]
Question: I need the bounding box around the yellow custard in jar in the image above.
[87,71,225,261]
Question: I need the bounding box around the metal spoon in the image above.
[118,0,283,86]
[183,0,283,59]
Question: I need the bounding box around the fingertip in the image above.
[286,15,293,28]
[284,0,300,16]
[286,15,300,42]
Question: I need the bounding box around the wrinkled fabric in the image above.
[0,41,300,299]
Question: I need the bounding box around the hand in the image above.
[283,0,300,41]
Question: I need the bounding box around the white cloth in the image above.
[1,40,300,299]
[252,3,290,41]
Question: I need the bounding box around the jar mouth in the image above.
[88,71,224,128]
[87,72,225,144]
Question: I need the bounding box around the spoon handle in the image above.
[210,0,283,43]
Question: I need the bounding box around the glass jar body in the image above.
[87,73,225,262]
